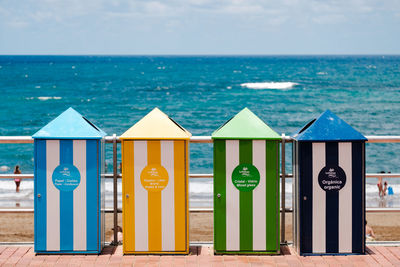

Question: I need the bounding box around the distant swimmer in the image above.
[377,171,386,198]
[14,165,21,193]
[383,181,388,197]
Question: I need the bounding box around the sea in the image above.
[0,55,399,209]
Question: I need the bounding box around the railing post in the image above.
[281,133,286,244]
[112,134,118,245]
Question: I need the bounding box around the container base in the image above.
[214,250,280,255]
[35,250,101,255]
[123,250,189,255]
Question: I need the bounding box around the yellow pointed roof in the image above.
[120,108,192,140]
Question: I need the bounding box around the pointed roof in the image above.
[32,107,106,139]
[120,108,191,140]
[292,110,367,141]
[212,108,281,140]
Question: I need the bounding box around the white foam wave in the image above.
[26,96,62,101]
[241,82,298,90]
[0,166,10,172]
[190,180,213,194]
[38,96,62,101]
[1,178,399,208]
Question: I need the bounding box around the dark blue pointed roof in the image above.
[32,107,106,139]
[292,110,367,141]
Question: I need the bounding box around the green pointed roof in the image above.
[212,108,281,140]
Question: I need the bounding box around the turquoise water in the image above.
[0,55,400,207]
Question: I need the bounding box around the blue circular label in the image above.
[52,164,81,192]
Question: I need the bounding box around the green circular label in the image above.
[231,164,260,192]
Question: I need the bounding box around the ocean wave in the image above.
[190,180,213,194]
[240,82,298,90]
[26,96,62,101]
[0,165,10,172]
[0,179,399,208]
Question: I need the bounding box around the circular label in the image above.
[52,164,81,192]
[318,165,346,192]
[231,164,260,192]
[140,164,169,192]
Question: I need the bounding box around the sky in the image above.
[0,0,400,55]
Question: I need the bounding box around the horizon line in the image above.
[1,54,400,57]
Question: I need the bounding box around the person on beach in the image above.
[365,220,376,241]
[377,171,386,198]
[383,181,388,197]
[14,165,21,193]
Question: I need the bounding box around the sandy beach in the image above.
[0,211,398,243]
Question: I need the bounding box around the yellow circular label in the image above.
[140,164,169,192]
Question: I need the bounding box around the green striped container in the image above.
[212,108,281,255]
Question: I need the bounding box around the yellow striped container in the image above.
[121,108,191,255]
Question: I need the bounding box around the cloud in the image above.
[0,0,399,29]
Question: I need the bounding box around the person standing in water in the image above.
[14,165,21,192]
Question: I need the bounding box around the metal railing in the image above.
[0,135,400,245]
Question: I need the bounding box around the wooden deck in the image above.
[1,245,400,266]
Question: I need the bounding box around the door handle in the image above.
[217,193,221,198]
[37,194,41,198]
[126,194,129,198]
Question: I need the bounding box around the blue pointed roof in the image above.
[32,107,106,139]
[292,110,367,141]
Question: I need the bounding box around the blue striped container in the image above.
[292,110,367,256]
[32,107,106,254]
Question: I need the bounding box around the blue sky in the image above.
[0,0,399,55]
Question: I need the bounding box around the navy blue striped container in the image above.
[32,107,106,254]
[292,110,367,256]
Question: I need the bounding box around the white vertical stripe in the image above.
[226,140,240,251]
[73,140,87,251]
[339,143,352,253]
[46,140,60,251]
[161,141,175,251]
[252,140,266,250]
[312,142,326,253]
[134,141,148,251]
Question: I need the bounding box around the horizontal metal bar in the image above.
[366,173,400,178]
[2,135,400,144]
[0,136,33,143]
[0,209,34,213]
[190,136,212,143]
[366,208,400,212]
[104,135,119,143]
[189,173,214,178]
[0,174,34,179]
[1,207,399,213]
[365,136,400,143]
